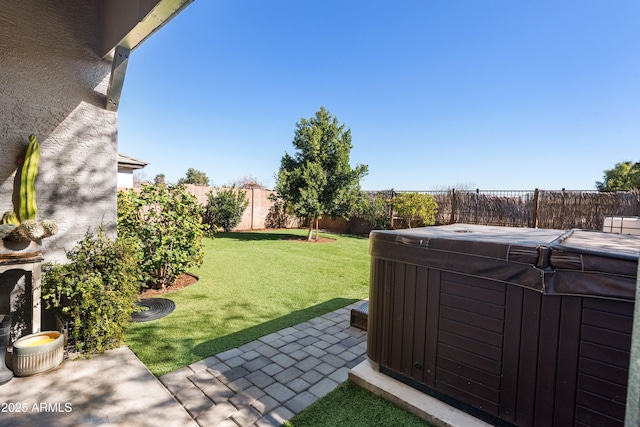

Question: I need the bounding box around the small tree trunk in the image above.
[315,217,319,241]
[307,217,314,241]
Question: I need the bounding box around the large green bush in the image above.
[392,192,438,228]
[117,184,207,290]
[41,228,139,355]
[361,194,392,230]
[202,186,249,232]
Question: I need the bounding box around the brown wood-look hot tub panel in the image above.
[574,299,632,427]
[435,272,506,417]
[368,257,633,427]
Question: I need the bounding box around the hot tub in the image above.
[368,224,639,427]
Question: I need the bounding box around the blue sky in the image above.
[118,1,639,191]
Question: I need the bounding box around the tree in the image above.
[203,186,249,232]
[133,171,150,187]
[233,175,268,190]
[392,192,438,228]
[596,161,640,191]
[154,174,166,185]
[274,107,368,241]
[178,168,210,186]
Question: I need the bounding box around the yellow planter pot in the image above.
[12,331,64,376]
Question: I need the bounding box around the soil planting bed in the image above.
[140,273,199,298]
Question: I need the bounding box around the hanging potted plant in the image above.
[0,134,58,258]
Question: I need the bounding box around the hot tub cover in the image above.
[369,224,640,301]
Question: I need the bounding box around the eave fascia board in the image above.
[101,0,194,59]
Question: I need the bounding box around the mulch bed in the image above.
[139,273,199,298]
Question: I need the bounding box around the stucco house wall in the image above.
[0,2,117,262]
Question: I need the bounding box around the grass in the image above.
[126,229,371,376]
[285,381,431,427]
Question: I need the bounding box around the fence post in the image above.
[532,188,539,228]
[475,188,480,224]
[250,188,254,230]
[450,189,456,224]
[561,188,567,229]
[389,189,395,228]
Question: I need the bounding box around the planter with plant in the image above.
[0,134,58,257]
[41,228,140,356]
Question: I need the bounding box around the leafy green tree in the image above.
[274,107,368,241]
[154,174,166,185]
[117,184,208,290]
[203,186,249,232]
[178,168,210,186]
[596,161,640,191]
[392,192,438,228]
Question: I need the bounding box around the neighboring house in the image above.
[0,1,193,262]
[117,153,149,189]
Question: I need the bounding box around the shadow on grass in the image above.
[127,297,361,376]
[191,297,358,358]
[214,231,301,241]
[329,232,370,240]
[214,230,370,242]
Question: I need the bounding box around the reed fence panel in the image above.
[362,189,640,232]
[535,190,640,230]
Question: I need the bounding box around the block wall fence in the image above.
[183,185,300,231]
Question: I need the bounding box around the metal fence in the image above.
[360,189,640,231]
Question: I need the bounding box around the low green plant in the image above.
[117,184,208,290]
[41,228,140,355]
[392,192,438,228]
[202,185,249,232]
[361,194,392,230]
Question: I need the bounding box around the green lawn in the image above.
[126,229,370,377]
[286,381,431,427]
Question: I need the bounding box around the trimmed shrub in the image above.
[41,228,139,355]
[361,194,392,230]
[392,192,438,228]
[117,184,207,290]
[203,186,249,232]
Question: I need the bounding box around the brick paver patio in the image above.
[159,301,368,427]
